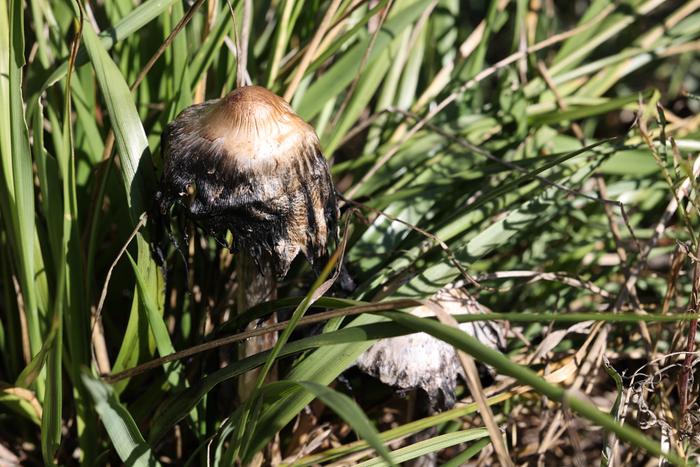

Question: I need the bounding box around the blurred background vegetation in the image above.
[2,0,700,465]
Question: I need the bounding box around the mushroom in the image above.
[158,85,338,278]
[356,287,505,409]
[158,85,338,399]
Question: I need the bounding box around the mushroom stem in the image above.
[236,251,277,401]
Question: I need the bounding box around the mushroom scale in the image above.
[158,86,338,277]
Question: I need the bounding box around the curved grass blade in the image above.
[126,252,182,388]
[78,14,153,219]
[2,0,41,363]
[78,0,162,396]
[274,380,396,466]
[0,384,42,425]
[81,371,161,467]
[601,357,625,467]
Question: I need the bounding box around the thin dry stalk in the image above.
[471,270,610,299]
[594,177,636,299]
[536,60,584,141]
[90,306,111,374]
[92,214,147,349]
[284,0,342,102]
[517,14,528,85]
[329,0,398,129]
[662,246,687,316]
[237,0,252,88]
[193,0,219,103]
[132,0,207,92]
[679,243,700,420]
[614,148,700,310]
[426,301,514,467]
[12,276,30,364]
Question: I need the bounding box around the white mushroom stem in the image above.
[236,251,277,401]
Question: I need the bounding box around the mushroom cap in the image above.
[356,288,505,409]
[200,86,318,173]
[159,86,338,277]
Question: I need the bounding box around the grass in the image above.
[2,0,700,465]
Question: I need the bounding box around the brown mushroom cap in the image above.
[159,86,338,277]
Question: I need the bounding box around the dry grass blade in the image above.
[424,300,513,467]
[283,0,342,101]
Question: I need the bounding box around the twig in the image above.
[132,0,207,92]
[468,270,611,299]
[536,60,584,142]
[595,176,638,302]
[614,153,700,310]
[340,194,481,289]
[12,276,31,364]
[92,214,147,342]
[679,243,700,420]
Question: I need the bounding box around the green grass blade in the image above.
[296,0,432,120]
[356,428,488,467]
[79,13,153,219]
[3,0,41,360]
[40,315,61,465]
[441,437,492,467]
[272,380,396,466]
[81,371,161,467]
[126,252,182,388]
[78,2,163,405]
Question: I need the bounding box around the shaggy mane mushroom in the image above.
[158,85,338,277]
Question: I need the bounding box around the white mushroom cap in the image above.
[159,86,338,276]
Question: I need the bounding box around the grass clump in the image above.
[2,0,700,465]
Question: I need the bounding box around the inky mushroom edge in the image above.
[157,86,338,277]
